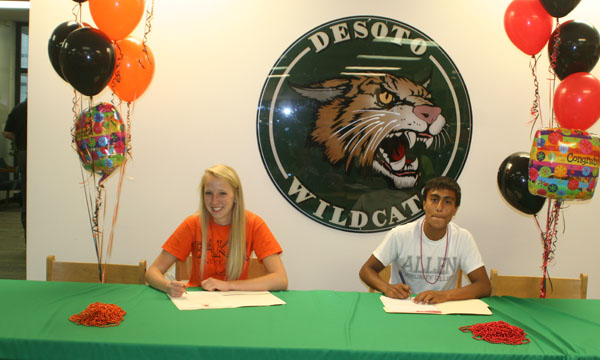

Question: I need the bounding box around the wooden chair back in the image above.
[175,255,267,281]
[489,268,588,299]
[46,255,146,284]
[368,266,463,292]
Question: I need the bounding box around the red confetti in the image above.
[69,302,126,327]
[459,321,530,345]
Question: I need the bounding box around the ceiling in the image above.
[0,1,29,23]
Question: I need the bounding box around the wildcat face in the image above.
[292,74,446,189]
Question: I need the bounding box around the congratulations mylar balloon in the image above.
[528,128,600,200]
[73,103,127,182]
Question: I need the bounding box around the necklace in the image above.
[420,219,449,285]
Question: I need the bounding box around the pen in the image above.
[399,271,406,285]
[399,271,411,298]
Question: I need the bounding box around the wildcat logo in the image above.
[291,74,445,189]
[257,16,472,233]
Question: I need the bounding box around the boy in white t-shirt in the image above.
[359,176,491,304]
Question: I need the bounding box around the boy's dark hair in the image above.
[422,176,461,207]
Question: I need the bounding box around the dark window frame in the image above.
[15,22,28,103]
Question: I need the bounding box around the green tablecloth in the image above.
[0,279,598,359]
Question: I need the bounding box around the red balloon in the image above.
[554,72,600,131]
[89,0,145,41]
[504,0,553,55]
[109,37,155,102]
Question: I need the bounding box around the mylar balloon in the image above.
[73,103,127,183]
[529,128,600,200]
[548,20,600,80]
[498,152,547,215]
[60,27,116,97]
[89,0,145,41]
[554,72,600,131]
[109,37,155,102]
[540,0,580,18]
[504,0,553,55]
[48,21,82,81]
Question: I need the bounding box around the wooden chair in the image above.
[175,255,266,281]
[46,255,146,284]
[368,265,463,292]
[489,268,588,299]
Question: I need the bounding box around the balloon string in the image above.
[73,104,101,279]
[548,76,556,129]
[111,93,122,109]
[540,200,561,298]
[529,54,542,135]
[533,213,543,235]
[110,42,124,91]
[126,102,134,157]
[72,3,81,24]
[93,182,105,282]
[540,200,552,298]
[72,103,102,280]
[104,157,129,277]
[547,19,561,128]
[143,0,155,54]
[99,157,129,282]
[79,165,98,266]
[72,90,81,123]
[548,19,561,77]
[141,0,155,71]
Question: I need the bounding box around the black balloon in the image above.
[59,27,116,97]
[72,0,88,2]
[548,20,600,80]
[497,152,546,215]
[48,21,81,81]
[540,0,580,18]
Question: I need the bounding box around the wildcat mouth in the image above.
[374,130,433,176]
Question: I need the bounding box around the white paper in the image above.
[380,296,442,313]
[380,296,492,315]
[169,291,286,310]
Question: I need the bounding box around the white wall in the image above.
[28,0,600,298]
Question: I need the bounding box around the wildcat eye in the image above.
[379,91,394,105]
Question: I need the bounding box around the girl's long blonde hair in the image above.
[198,164,246,280]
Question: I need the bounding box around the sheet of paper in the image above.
[380,296,442,314]
[169,291,286,310]
[380,296,492,315]
[435,299,492,315]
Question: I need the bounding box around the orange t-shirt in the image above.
[162,210,282,286]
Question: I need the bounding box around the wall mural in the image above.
[257,16,472,233]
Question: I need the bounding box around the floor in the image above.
[0,199,26,279]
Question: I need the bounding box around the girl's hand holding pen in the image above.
[167,280,188,298]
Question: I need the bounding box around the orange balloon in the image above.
[109,37,155,102]
[89,0,145,41]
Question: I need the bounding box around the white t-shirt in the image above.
[372,218,484,294]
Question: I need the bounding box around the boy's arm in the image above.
[413,266,491,304]
[359,255,411,299]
